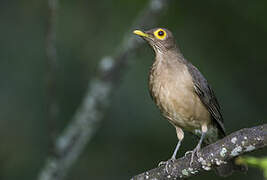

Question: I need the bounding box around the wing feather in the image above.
[187,62,226,136]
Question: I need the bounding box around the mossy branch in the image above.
[131,124,267,180]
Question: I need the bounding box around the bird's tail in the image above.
[215,158,247,177]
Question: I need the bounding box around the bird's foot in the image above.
[158,158,176,174]
[190,144,201,166]
[185,150,193,156]
[158,158,175,167]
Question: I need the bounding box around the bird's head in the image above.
[133,28,176,53]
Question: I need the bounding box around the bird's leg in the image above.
[171,139,181,160]
[158,140,182,167]
[190,124,207,165]
[159,127,184,173]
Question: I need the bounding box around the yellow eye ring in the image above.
[154,29,167,40]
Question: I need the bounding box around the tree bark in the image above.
[131,124,267,180]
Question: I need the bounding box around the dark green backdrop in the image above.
[0,0,266,179]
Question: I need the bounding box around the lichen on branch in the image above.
[131,124,267,180]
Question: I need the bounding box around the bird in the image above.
[133,27,242,176]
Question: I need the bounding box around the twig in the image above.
[131,124,267,180]
[37,0,171,180]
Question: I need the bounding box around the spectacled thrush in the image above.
[133,28,242,176]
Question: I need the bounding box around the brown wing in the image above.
[186,62,226,137]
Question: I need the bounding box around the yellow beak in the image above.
[133,30,149,38]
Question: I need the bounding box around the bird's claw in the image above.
[190,145,201,166]
[158,161,167,167]
[158,158,175,174]
[185,150,193,156]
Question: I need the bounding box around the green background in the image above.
[0,0,266,179]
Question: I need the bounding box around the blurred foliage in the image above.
[237,156,267,179]
[0,0,266,180]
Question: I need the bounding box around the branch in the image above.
[131,124,267,180]
[37,0,171,180]
[45,0,59,151]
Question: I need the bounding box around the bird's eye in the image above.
[154,29,167,40]
[158,30,164,36]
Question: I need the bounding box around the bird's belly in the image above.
[162,96,207,130]
[153,82,211,132]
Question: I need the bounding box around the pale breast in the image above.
[149,60,211,132]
